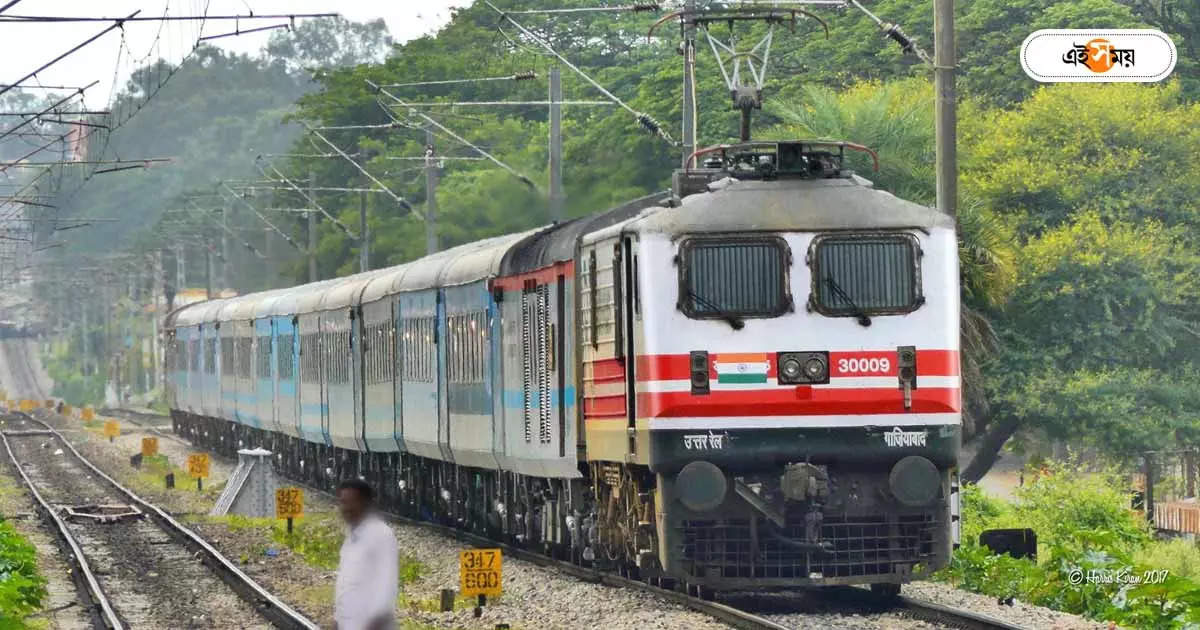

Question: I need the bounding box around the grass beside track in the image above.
[0,477,47,629]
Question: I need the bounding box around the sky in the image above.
[0,1,471,108]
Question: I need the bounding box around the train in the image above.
[165,140,961,596]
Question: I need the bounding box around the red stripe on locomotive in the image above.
[636,349,959,381]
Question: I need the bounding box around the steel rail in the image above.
[4,412,320,629]
[0,423,120,629]
[112,410,1022,630]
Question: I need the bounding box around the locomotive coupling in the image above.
[781,462,830,503]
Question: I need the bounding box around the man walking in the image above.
[334,478,398,630]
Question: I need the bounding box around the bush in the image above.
[968,460,1151,557]
[0,519,47,625]
[1135,539,1200,581]
[937,463,1200,628]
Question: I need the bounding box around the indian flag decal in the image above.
[714,353,770,384]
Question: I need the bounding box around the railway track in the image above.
[104,404,1027,630]
[1,337,46,401]
[0,411,318,630]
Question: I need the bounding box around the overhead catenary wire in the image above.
[0,81,98,143]
[217,181,307,254]
[0,12,138,100]
[380,72,538,88]
[0,12,339,23]
[368,80,538,190]
[847,0,932,65]
[182,199,266,259]
[303,124,416,213]
[503,4,662,14]
[482,0,675,144]
[252,158,360,239]
[393,100,613,107]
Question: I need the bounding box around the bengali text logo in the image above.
[1021,29,1175,82]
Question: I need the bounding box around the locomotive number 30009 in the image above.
[836,357,892,375]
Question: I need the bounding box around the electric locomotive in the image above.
[165,140,960,595]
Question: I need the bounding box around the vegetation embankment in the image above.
[0,518,46,630]
[940,465,1200,629]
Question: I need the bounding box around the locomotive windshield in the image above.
[810,233,922,317]
[679,237,790,321]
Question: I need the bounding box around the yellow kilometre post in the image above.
[141,437,158,457]
[275,486,304,533]
[459,548,502,607]
[103,420,119,442]
[187,453,210,491]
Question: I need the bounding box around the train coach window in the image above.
[810,233,922,317]
[679,237,790,319]
[277,334,294,380]
[204,339,216,374]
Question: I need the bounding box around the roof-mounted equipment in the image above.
[673,140,878,196]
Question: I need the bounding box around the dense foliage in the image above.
[940,465,1200,628]
[0,519,45,628]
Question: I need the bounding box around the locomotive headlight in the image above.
[781,358,803,380]
[804,357,828,381]
[776,351,829,385]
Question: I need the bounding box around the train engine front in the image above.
[624,142,961,592]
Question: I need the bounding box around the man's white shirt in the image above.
[335,514,398,629]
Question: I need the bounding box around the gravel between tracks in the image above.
[901,582,1108,630]
[4,423,272,629]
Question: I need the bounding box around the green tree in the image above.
[961,82,1200,237]
[963,213,1200,480]
[264,16,393,73]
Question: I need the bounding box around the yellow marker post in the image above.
[103,420,119,442]
[81,406,95,422]
[187,453,210,491]
[141,437,158,457]
[275,487,304,533]
[19,400,34,412]
[459,548,503,603]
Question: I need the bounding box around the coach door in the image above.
[580,236,633,462]
[351,306,365,452]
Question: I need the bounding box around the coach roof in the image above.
[631,177,954,235]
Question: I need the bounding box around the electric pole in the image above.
[425,129,439,255]
[205,245,213,300]
[220,196,229,294]
[174,244,184,299]
[359,189,369,272]
[681,0,697,168]
[307,170,318,282]
[549,66,564,222]
[934,0,956,217]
